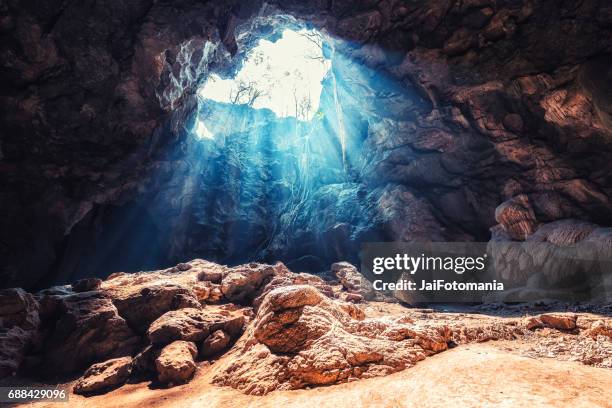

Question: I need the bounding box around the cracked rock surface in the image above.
[1,259,608,401]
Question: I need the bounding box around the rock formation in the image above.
[155,341,198,385]
[0,259,609,400]
[213,284,451,395]
[73,357,133,395]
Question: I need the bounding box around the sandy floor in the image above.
[23,342,612,408]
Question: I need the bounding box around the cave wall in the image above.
[1,0,612,288]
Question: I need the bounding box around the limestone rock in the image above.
[73,357,132,395]
[221,263,276,303]
[107,283,201,333]
[42,291,138,374]
[539,313,577,330]
[331,262,376,301]
[200,330,231,358]
[213,285,451,395]
[2,0,612,294]
[495,195,537,241]
[155,341,198,384]
[147,307,244,346]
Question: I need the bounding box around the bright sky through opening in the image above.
[198,29,331,126]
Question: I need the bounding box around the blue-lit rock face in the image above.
[6,2,611,288]
[154,30,473,271]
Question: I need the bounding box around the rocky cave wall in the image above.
[1,0,612,288]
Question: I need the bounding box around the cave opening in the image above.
[183,23,375,272]
[48,13,434,285]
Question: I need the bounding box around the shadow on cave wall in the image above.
[42,202,172,287]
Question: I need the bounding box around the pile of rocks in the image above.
[1,259,408,395]
[0,259,268,393]
[1,259,610,397]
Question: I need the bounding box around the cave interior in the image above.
[1,0,612,290]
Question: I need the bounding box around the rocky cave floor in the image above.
[1,259,611,408]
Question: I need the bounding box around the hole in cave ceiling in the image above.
[198,28,331,123]
[49,18,427,284]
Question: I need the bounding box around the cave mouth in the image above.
[48,14,429,285]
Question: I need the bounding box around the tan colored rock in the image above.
[523,316,544,330]
[155,341,197,384]
[147,307,244,346]
[101,260,232,330]
[331,262,376,300]
[73,357,132,395]
[252,271,336,310]
[221,263,276,303]
[586,320,612,339]
[200,330,231,358]
[213,285,451,395]
[539,313,577,330]
[523,313,577,331]
[110,283,201,333]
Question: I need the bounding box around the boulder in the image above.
[214,284,451,395]
[539,313,577,330]
[110,283,201,333]
[147,307,244,346]
[523,316,544,330]
[331,262,376,300]
[252,271,335,309]
[495,195,537,241]
[200,330,231,358]
[42,291,138,373]
[524,313,578,331]
[221,263,276,303]
[587,320,612,339]
[155,341,197,384]
[73,357,132,395]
